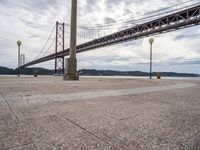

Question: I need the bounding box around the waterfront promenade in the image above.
[0,76,200,149]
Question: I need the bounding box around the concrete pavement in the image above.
[0,76,200,149]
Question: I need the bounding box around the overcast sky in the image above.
[0,0,200,73]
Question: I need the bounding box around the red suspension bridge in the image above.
[18,0,200,77]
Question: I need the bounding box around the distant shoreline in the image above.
[0,66,199,77]
[0,75,199,81]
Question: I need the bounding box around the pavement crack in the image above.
[5,141,35,150]
[172,129,200,149]
[0,90,38,150]
[57,112,122,150]
[182,130,200,144]
[0,90,20,122]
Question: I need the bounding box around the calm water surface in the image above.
[0,75,200,80]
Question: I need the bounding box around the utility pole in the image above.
[64,0,79,80]
[21,54,25,65]
[23,54,25,65]
[21,54,23,66]
[20,54,25,66]
[17,41,22,77]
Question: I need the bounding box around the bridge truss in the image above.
[19,4,200,68]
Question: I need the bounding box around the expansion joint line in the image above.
[0,90,37,149]
[173,129,200,149]
[0,90,20,122]
[57,112,122,150]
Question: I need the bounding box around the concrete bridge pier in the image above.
[63,0,79,80]
[17,41,22,77]
[63,58,79,80]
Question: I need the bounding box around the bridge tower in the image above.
[55,21,65,75]
[63,0,79,80]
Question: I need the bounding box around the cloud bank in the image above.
[0,0,200,73]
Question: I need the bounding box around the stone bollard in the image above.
[33,69,38,77]
[156,72,161,79]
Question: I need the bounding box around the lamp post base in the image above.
[17,69,20,77]
[63,58,79,81]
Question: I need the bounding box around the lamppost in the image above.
[17,41,22,77]
[149,38,154,79]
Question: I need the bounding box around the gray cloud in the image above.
[175,33,200,41]
[0,0,200,73]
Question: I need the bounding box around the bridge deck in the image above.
[20,4,200,68]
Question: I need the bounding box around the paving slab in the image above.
[0,76,200,149]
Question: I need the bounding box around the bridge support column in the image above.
[63,0,79,80]
[63,58,79,80]
[17,41,22,77]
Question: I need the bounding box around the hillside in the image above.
[0,67,199,77]
[78,69,199,77]
[0,66,54,75]
[0,66,15,75]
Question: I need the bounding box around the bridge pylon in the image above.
[63,0,79,80]
[55,21,65,75]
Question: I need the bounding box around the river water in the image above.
[0,75,200,80]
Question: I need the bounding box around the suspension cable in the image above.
[65,0,199,30]
[40,37,56,58]
[33,24,56,60]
